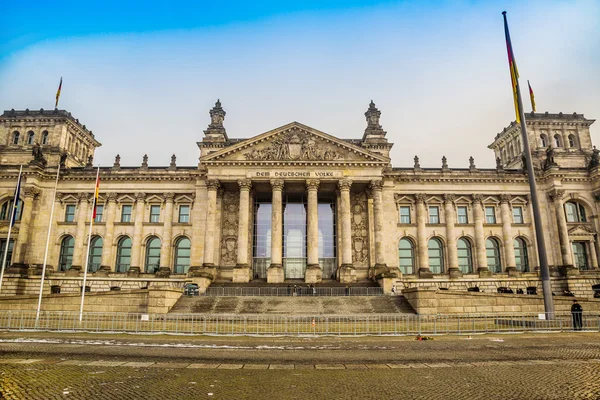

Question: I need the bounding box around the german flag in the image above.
[55,77,62,109]
[92,169,100,219]
[528,80,536,112]
[503,12,520,123]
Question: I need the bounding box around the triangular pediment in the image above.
[200,122,389,165]
[568,225,596,236]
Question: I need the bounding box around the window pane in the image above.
[486,238,501,272]
[145,237,161,272]
[428,238,443,273]
[429,207,439,224]
[150,205,160,223]
[94,204,104,223]
[457,206,468,224]
[400,206,411,224]
[65,205,76,222]
[398,238,414,274]
[116,237,132,272]
[485,207,496,224]
[512,207,523,224]
[121,205,132,222]
[179,205,190,223]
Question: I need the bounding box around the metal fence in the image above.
[0,310,597,336]
[203,286,384,297]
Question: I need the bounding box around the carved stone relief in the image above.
[350,191,369,267]
[244,129,342,161]
[220,191,239,267]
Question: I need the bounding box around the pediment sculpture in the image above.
[244,130,342,161]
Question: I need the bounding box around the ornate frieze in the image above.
[243,130,342,161]
[350,191,369,267]
[220,190,240,267]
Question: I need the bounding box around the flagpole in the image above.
[503,11,554,317]
[35,164,61,324]
[79,167,99,322]
[0,165,23,294]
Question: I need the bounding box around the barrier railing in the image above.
[203,286,384,297]
[0,311,596,336]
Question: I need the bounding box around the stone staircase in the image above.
[168,295,416,315]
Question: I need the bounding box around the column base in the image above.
[305,265,322,284]
[448,268,463,279]
[478,268,492,278]
[232,265,251,283]
[339,264,357,284]
[505,266,520,277]
[418,268,433,279]
[559,265,580,277]
[94,266,111,277]
[127,266,140,277]
[65,265,82,277]
[372,264,398,279]
[187,266,216,280]
[156,267,172,278]
[267,265,285,283]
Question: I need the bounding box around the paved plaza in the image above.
[0,332,599,399]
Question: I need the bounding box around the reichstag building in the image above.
[0,101,598,297]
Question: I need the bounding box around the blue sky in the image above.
[1,0,599,167]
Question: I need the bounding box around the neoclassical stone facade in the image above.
[1,103,600,297]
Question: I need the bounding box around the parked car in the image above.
[184,283,199,296]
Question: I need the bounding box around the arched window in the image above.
[0,198,23,222]
[568,134,576,148]
[486,238,502,273]
[540,134,548,148]
[145,236,161,273]
[59,235,75,271]
[565,201,586,222]
[398,238,415,275]
[428,238,444,274]
[174,237,191,274]
[457,238,473,273]
[42,130,49,145]
[554,134,562,148]
[116,237,132,272]
[27,131,35,145]
[87,236,103,272]
[12,131,19,145]
[514,237,529,272]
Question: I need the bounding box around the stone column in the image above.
[500,194,517,274]
[415,194,431,277]
[338,179,356,283]
[130,192,146,272]
[370,180,388,276]
[305,179,322,283]
[233,179,252,283]
[14,187,40,264]
[159,193,175,275]
[548,189,574,267]
[444,194,460,277]
[100,193,117,270]
[589,240,599,269]
[202,180,220,269]
[71,193,90,271]
[472,194,489,275]
[268,179,285,283]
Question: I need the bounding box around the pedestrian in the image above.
[571,300,583,331]
[391,285,396,295]
[312,285,316,296]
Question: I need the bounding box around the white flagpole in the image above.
[0,165,23,294]
[35,164,61,324]
[79,167,99,322]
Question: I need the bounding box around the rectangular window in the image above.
[485,206,496,224]
[65,204,76,222]
[121,205,132,222]
[94,204,104,223]
[457,206,468,224]
[399,206,411,224]
[428,206,440,224]
[513,206,524,224]
[178,205,190,223]
[149,205,160,223]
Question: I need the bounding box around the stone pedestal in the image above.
[478,269,493,278]
[305,266,322,283]
[188,266,216,280]
[267,266,284,283]
[339,265,357,283]
[156,267,172,278]
[560,265,580,277]
[448,268,463,279]
[94,266,111,277]
[418,268,434,279]
[65,266,82,277]
[377,276,398,294]
[232,266,251,283]
[190,276,213,294]
[127,266,140,277]
[506,266,521,277]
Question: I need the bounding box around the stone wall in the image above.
[403,286,600,315]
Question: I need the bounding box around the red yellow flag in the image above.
[92,171,100,219]
[527,80,536,112]
[503,13,520,124]
[55,77,62,109]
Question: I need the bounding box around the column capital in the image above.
[77,192,90,203]
[22,186,41,199]
[547,189,565,202]
[369,179,383,192]
[443,193,456,204]
[306,179,320,191]
[206,179,221,191]
[414,193,427,204]
[164,192,175,202]
[270,179,284,191]
[471,193,484,204]
[499,194,512,204]
[135,192,147,202]
[337,178,352,191]
[238,179,252,191]
[106,192,118,203]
